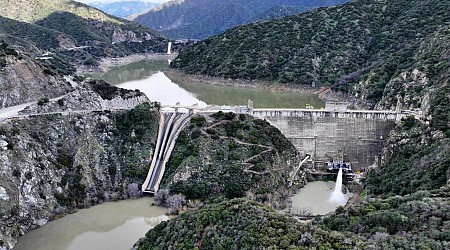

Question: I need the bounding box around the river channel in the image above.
[291,181,352,216]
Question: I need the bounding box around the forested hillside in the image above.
[0,0,167,58]
[0,0,168,107]
[0,0,127,24]
[160,1,450,247]
[136,199,363,249]
[160,112,300,206]
[173,0,450,108]
[132,0,349,39]
[172,0,450,199]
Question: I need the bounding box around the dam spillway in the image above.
[142,108,194,193]
[142,104,406,192]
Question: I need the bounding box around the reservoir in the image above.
[97,59,325,108]
[14,60,330,250]
[13,198,167,250]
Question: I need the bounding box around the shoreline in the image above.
[163,68,320,94]
[79,54,372,109]
[164,68,370,108]
[76,53,177,75]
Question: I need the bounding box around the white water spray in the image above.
[167,42,172,55]
[330,167,346,203]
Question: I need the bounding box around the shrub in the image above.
[37,97,49,106]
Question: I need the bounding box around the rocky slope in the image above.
[161,111,302,207]
[0,82,159,249]
[0,0,167,64]
[0,40,73,109]
[0,0,169,111]
[20,79,149,114]
[132,0,349,39]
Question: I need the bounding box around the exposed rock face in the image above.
[0,55,73,109]
[0,86,159,249]
[354,67,432,112]
[20,79,148,114]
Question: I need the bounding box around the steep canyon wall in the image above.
[0,105,159,250]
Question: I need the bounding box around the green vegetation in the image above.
[54,165,86,206]
[161,112,299,204]
[89,79,132,100]
[0,16,63,50]
[156,1,450,242]
[0,40,18,57]
[172,0,450,106]
[366,137,450,196]
[137,199,362,249]
[0,40,19,69]
[0,0,167,77]
[112,102,159,180]
[37,97,49,106]
[322,188,450,248]
[0,0,120,24]
[133,0,349,39]
[364,84,450,196]
[36,12,111,45]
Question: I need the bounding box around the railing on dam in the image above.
[142,108,194,193]
[252,108,407,121]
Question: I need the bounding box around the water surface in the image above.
[291,181,352,215]
[96,60,324,108]
[14,198,167,250]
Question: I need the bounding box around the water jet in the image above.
[330,167,346,204]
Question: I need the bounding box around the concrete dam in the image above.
[252,108,402,170]
[141,102,409,192]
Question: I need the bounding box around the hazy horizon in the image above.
[76,0,172,4]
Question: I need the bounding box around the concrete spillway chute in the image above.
[142,110,193,193]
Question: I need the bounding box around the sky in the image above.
[76,0,172,3]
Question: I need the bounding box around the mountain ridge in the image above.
[0,0,168,109]
[90,1,158,18]
[132,0,350,39]
[171,0,450,109]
